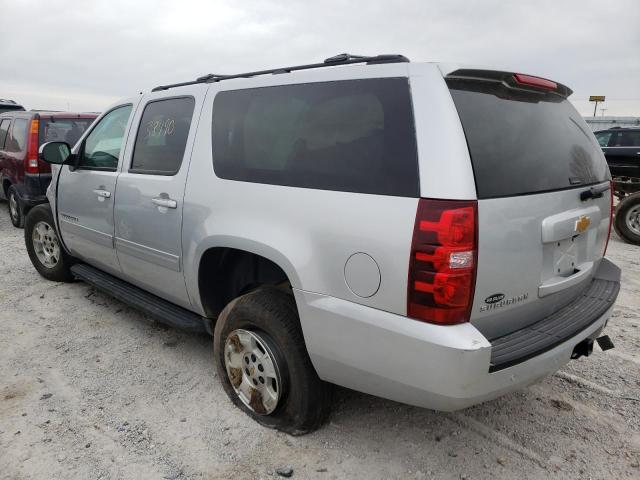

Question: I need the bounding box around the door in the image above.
[114,92,202,308]
[56,103,136,276]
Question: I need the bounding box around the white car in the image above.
[28,54,619,434]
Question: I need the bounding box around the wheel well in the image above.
[198,247,291,318]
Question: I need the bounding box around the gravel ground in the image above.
[0,200,639,480]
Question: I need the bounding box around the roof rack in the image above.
[151,53,409,92]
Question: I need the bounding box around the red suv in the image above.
[0,111,97,227]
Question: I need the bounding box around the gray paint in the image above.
[45,62,618,411]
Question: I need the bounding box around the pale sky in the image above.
[1,0,638,117]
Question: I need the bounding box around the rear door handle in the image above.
[93,189,111,199]
[152,197,177,209]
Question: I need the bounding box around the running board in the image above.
[70,263,211,334]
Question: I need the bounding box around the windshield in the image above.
[447,78,609,199]
[39,118,94,147]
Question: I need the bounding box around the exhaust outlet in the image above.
[571,338,593,360]
[571,335,615,360]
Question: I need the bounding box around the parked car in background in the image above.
[29,54,619,434]
[0,99,25,115]
[594,127,640,178]
[0,111,97,227]
[594,127,640,245]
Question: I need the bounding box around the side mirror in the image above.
[39,141,72,165]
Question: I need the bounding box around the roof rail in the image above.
[151,53,409,92]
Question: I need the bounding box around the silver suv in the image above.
[27,54,620,434]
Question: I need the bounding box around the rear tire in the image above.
[7,186,24,228]
[24,204,75,282]
[614,193,640,245]
[213,286,332,435]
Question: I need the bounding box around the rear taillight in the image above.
[513,73,557,90]
[603,180,614,256]
[25,119,40,174]
[408,199,478,325]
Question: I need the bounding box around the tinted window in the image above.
[211,78,419,197]
[130,97,195,175]
[39,118,94,147]
[0,105,24,114]
[6,118,28,153]
[448,78,609,198]
[595,131,613,147]
[80,105,132,170]
[0,119,10,149]
[615,130,640,147]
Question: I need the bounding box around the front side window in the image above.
[211,78,419,197]
[6,118,28,153]
[130,97,195,175]
[79,105,132,170]
[595,131,612,147]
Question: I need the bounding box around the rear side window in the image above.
[130,97,195,175]
[612,130,640,147]
[6,118,28,153]
[39,118,94,147]
[447,78,608,198]
[211,78,419,197]
[0,119,10,149]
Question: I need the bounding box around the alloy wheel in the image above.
[32,221,61,268]
[223,329,283,415]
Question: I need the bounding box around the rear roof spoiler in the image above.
[446,69,572,98]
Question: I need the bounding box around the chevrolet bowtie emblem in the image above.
[575,215,591,233]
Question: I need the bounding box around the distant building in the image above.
[584,116,640,131]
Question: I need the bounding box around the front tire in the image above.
[7,186,24,228]
[614,193,640,245]
[214,287,332,435]
[24,204,75,282]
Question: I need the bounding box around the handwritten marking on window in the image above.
[146,118,175,138]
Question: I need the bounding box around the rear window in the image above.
[211,78,419,197]
[39,118,94,147]
[447,78,608,199]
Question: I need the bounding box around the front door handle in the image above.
[152,196,177,209]
[93,189,111,199]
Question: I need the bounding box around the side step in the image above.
[70,263,211,334]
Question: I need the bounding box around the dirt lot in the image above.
[0,201,638,480]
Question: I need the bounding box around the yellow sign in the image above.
[589,96,605,102]
[575,216,591,233]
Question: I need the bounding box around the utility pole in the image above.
[589,96,605,117]
[600,108,607,117]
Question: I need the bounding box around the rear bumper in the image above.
[294,260,619,411]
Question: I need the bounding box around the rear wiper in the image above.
[580,183,610,201]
